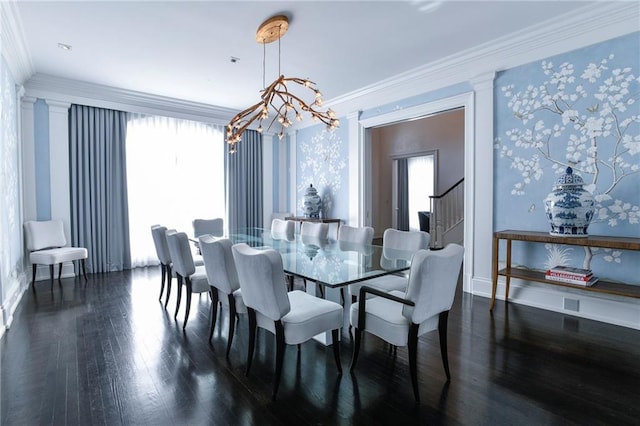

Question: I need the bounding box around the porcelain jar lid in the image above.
[554,167,584,187]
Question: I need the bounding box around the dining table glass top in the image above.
[226,228,414,288]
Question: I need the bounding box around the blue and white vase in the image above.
[544,167,595,237]
[303,184,321,218]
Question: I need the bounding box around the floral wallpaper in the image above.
[1,56,26,301]
[494,32,640,284]
[296,123,349,220]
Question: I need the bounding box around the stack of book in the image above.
[546,266,598,286]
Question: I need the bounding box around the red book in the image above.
[547,265,592,280]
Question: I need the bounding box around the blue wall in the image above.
[296,121,349,221]
[494,32,640,284]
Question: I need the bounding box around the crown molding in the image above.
[24,73,237,124]
[327,2,639,117]
[1,1,35,84]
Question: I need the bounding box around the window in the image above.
[407,154,434,231]
[126,115,225,267]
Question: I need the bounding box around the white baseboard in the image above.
[470,276,640,330]
[0,276,29,337]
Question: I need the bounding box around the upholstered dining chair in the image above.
[166,230,210,330]
[351,228,430,301]
[193,218,224,238]
[270,218,295,241]
[300,221,329,240]
[231,243,343,400]
[199,235,247,356]
[350,243,464,402]
[151,225,174,307]
[24,219,88,290]
[337,225,374,246]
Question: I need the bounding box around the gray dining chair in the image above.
[350,243,464,402]
[232,243,343,400]
[199,235,247,356]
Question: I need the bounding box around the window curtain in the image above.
[69,104,131,273]
[126,114,225,267]
[397,158,410,231]
[227,130,263,230]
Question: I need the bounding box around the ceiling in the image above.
[14,1,594,112]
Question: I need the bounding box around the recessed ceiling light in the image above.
[57,43,72,51]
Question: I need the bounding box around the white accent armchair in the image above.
[24,219,88,290]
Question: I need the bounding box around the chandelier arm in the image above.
[229,100,266,126]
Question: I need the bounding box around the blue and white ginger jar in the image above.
[303,184,321,218]
[544,167,595,237]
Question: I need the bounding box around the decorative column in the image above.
[347,110,362,226]
[45,100,71,240]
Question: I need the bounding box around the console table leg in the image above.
[505,240,512,303]
[490,235,499,311]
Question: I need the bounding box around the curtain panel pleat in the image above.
[397,158,410,231]
[228,130,263,230]
[69,104,131,273]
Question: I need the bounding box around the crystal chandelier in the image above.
[226,15,340,153]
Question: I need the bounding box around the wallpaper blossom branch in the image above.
[494,32,639,284]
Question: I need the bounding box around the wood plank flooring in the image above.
[1,267,639,425]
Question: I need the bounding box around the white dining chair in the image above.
[193,218,224,237]
[350,243,464,402]
[351,228,430,301]
[300,221,329,240]
[166,230,210,329]
[232,243,343,400]
[270,218,295,241]
[199,235,247,356]
[151,224,174,307]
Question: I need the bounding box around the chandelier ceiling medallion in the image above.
[226,15,340,153]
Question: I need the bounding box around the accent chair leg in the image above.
[49,265,55,289]
[81,259,88,281]
[31,263,37,290]
[408,323,420,403]
[58,263,63,280]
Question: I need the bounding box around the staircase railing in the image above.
[429,178,464,248]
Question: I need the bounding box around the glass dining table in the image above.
[225,228,415,342]
[227,228,414,289]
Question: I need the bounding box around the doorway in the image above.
[391,153,436,231]
[364,106,465,239]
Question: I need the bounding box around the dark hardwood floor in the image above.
[2,267,639,425]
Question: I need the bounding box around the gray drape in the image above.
[69,104,131,273]
[228,130,263,230]
[397,158,410,231]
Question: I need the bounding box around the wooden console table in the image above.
[491,230,640,311]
